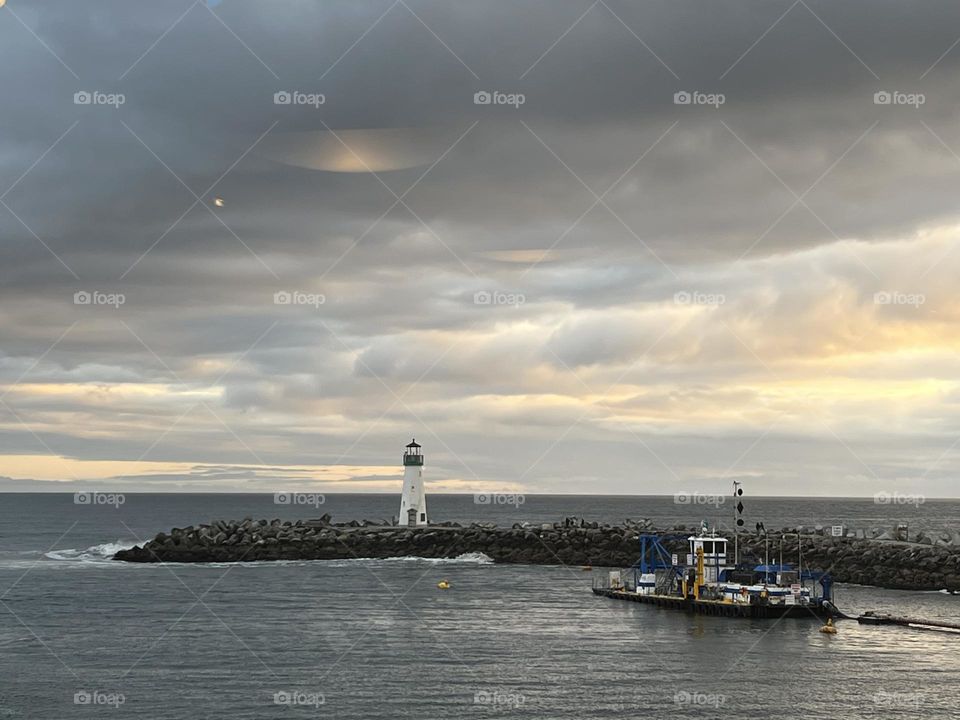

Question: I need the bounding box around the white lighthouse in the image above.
[398,439,428,526]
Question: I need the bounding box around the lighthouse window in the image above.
[420,513,425,521]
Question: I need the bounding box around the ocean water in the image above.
[1,493,958,719]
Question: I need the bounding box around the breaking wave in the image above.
[202,552,496,569]
[0,545,495,570]
[372,551,494,565]
[44,540,137,563]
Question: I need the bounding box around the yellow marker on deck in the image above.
[437,580,450,590]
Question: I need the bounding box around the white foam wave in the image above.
[17,546,494,570]
[198,552,495,569]
[448,552,495,564]
[44,540,137,563]
[357,552,494,565]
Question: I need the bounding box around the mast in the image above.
[798,536,803,588]
[732,480,743,565]
[779,535,784,576]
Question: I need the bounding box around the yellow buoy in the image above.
[819,618,837,634]
[437,580,450,590]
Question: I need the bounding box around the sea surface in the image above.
[1,493,959,719]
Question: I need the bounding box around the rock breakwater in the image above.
[113,516,960,592]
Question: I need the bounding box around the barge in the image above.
[593,528,840,620]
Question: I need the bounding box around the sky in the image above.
[2,0,960,497]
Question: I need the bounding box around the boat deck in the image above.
[592,587,833,619]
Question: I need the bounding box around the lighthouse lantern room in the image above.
[398,439,428,526]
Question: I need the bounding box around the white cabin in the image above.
[686,534,733,583]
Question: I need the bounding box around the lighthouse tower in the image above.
[398,439,428,526]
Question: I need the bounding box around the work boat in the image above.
[593,529,841,619]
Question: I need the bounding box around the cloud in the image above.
[2,1,960,495]
[259,127,466,172]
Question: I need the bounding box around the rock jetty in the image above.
[114,515,960,592]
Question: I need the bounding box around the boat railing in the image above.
[592,569,633,591]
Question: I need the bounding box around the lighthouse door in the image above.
[407,508,417,526]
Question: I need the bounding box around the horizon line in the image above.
[1,490,957,500]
